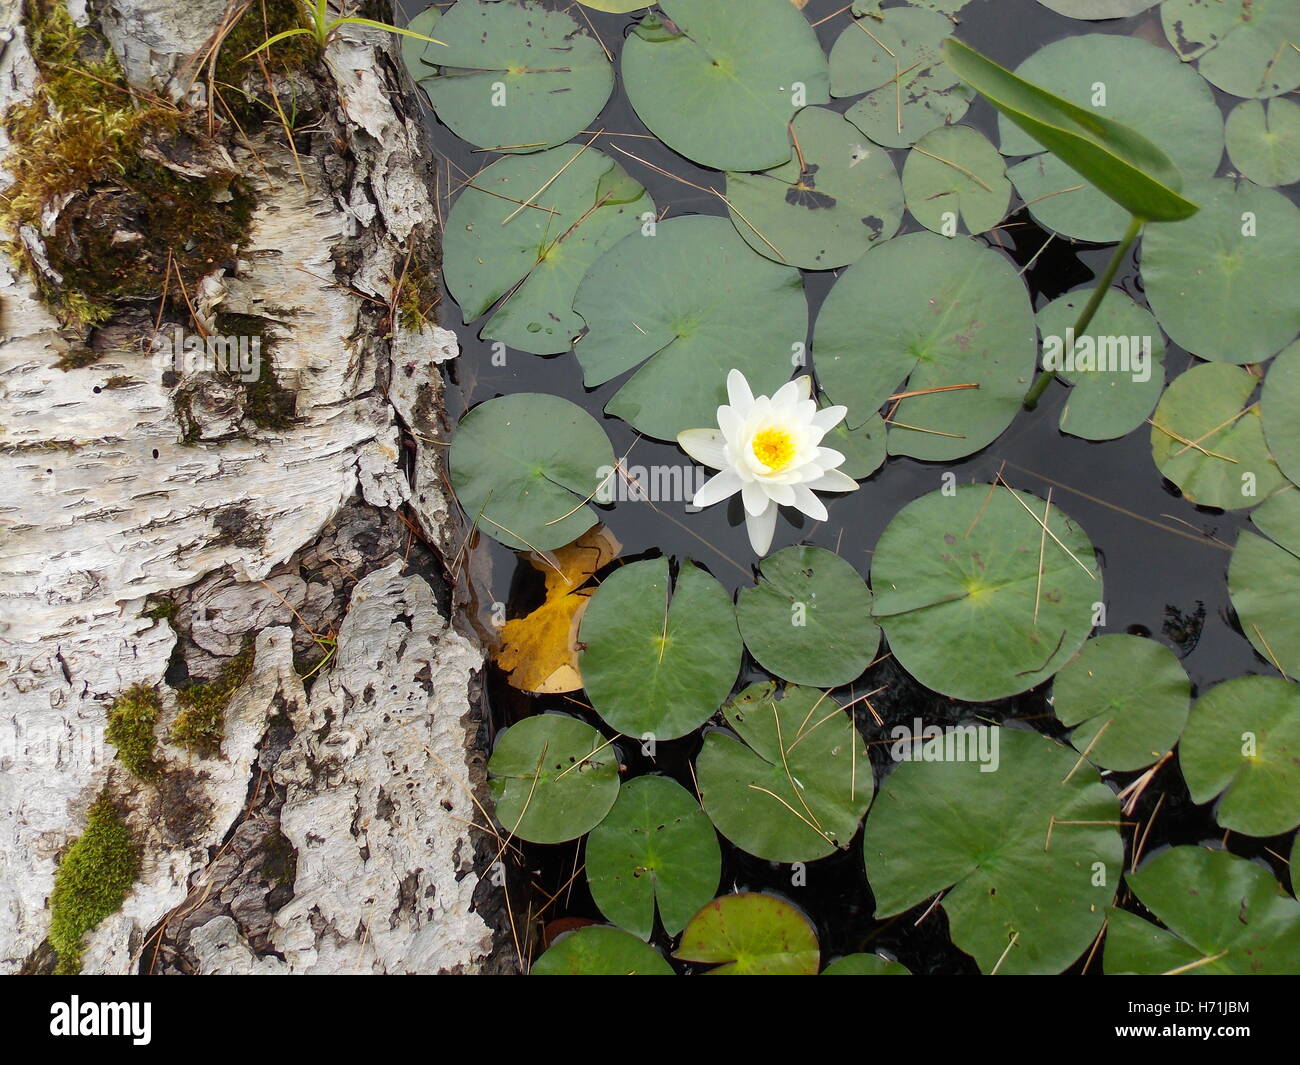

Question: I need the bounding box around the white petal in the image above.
[745,502,778,556]
[815,447,847,470]
[765,482,795,506]
[693,468,743,509]
[741,480,770,517]
[770,378,803,409]
[727,369,754,412]
[792,375,813,402]
[812,404,849,431]
[677,428,728,469]
[805,468,860,493]
[718,404,743,442]
[791,484,828,521]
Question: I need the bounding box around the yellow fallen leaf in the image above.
[494,526,621,694]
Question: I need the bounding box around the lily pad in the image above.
[575,1,651,11]
[902,125,1011,236]
[1035,0,1158,17]
[418,0,613,153]
[621,0,830,172]
[572,215,808,440]
[825,405,887,481]
[1180,676,1300,837]
[853,0,973,14]
[1143,178,1300,365]
[814,232,1036,462]
[697,682,873,863]
[1162,0,1300,99]
[1225,97,1300,187]
[996,35,1221,243]
[1037,289,1165,442]
[674,892,820,974]
[724,106,903,270]
[736,546,880,688]
[1052,635,1191,771]
[821,953,910,975]
[401,6,442,73]
[584,775,721,940]
[1104,847,1300,974]
[1262,340,1300,487]
[531,925,674,974]
[830,8,973,149]
[578,557,742,740]
[865,727,1122,975]
[1230,488,1300,680]
[1149,363,1284,512]
[488,713,620,844]
[449,393,614,552]
[871,484,1101,702]
[443,146,652,355]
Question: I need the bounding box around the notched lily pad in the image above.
[902,125,1011,237]
[1225,97,1300,188]
[674,892,820,974]
[1162,0,1300,100]
[1230,486,1300,681]
[531,925,674,974]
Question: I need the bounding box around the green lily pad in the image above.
[572,215,808,440]
[1162,0,1300,99]
[488,713,620,844]
[1035,0,1158,17]
[1052,635,1191,771]
[584,775,721,940]
[1150,363,1284,512]
[1104,847,1300,974]
[579,557,742,740]
[1263,340,1300,487]
[401,6,442,73]
[902,125,1011,237]
[443,147,652,354]
[865,727,1122,975]
[1226,97,1300,187]
[418,0,613,153]
[1180,676,1300,837]
[575,1,651,11]
[1143,178,1300,365]
[1291,833,1299,896]
[736,546,880,688]
[724,106,903,270]
[621,0,830,172]
[853,0,973,15]
[674,892,820,974]
[821,953,910,975]
[814,232,1036,462]
[530,925,674,974]
[1036,289,1165,442]
[871,484,1101,702]
[697,682,873,863]
[996,35,1221,243]
[449,393,613,551]
[830,8,973,149]
[824,405,887,481]
[1230,488,1300,680]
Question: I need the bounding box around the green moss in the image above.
[105,684,161,780]
[214,0,318,118]
[395,260,440,333]
[48,793,140,975]
[219,313,297,431]
[142,596,178,622]
[170,638,256,757]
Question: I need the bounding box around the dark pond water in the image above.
[397,0,1296,972]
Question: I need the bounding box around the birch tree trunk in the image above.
[0,0,507,974]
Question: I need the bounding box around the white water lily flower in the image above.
[677,369,859,556]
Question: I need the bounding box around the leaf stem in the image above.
[1022,213,1144,410]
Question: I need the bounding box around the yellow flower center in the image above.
[751,426,797,471]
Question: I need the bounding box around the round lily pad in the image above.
[449,394,614,552]
[871,484,1101,702]
[1104,847,1300,974]
[530,925,674,974]
[813,232,1036,462]
[724,106,903,270]
[1149,363,1284,512]
[572,215,808,440]
[902,125,1011,237]
[821,953,910,975]
[1230,488,1300,680]
[1037,289,1165,442]
[1180,676,1300,837]
[824,407,887,481]
[865,727,1122,975]
[830,8,973,149]
[1052,635,1191,771]
[1162,0,1300,99]
[621,0,830,172]
[1035,0,1158,17]
[443,146,652,354]
[488,713,620,844]
[584,775,721,940]
[1225,97,1300,187]
[1263,340,1300,487]
[674,892,820,974]
[419,0,613,153]
[1143,178,1300,365]
[697,682,873,863]
[736,546,880,688]
[579,557,742,740]
[997,35,1223,243]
